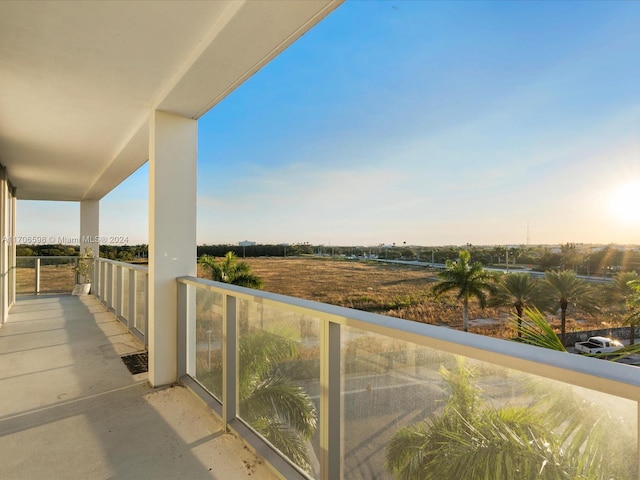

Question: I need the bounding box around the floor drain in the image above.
[121,352,148,375]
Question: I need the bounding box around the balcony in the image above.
[0,290,278,479]
[2,2,640,479]
[9,257,628,479]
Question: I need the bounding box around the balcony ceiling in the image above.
[0,0,339,201]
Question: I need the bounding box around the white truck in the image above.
[574,336,624,354]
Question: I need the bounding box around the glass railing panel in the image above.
[237,299,321,477]
[341,326,638,480]
[39,257,76,293]
[121,268,130,322]
[134,273,147,334]
[193,289,223,401]
[15,257,36,294]
[16,256,100,295]
[341,327,454,480]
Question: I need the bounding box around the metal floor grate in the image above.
[121,352,148,375]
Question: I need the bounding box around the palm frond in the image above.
[385,421,433,480]
[240,330,296,371]
[231,272,264,288]
[242,373,316,438]
[198,251,263,289]
[232,330,317,473]
[386,357,631,480]
[249,415,313,472]
[510,307,567,352]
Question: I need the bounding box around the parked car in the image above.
[574,336,624,354]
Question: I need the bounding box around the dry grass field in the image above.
[15,256,615,340]
[16,263,76,294]
[206,257,614,339]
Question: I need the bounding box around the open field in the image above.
[16,263,76,294]
[15,256,618,340]
[219,257,617,339]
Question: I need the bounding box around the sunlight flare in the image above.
[609,181,640,224]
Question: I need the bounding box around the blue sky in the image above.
[17,0,640,246]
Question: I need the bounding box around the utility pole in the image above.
[506,246,509,272]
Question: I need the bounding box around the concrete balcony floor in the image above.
[0,295,278,480]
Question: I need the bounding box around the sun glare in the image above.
[609,181,640,224]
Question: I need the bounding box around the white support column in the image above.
[9,189,16,306]
[0,167,7,324]
[80,200,99,256]
[148,110,197,387]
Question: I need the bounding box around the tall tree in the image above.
[624,279,640,345]
[542,270,594,344]
[605,272,640,344]
[432,250,496,332]
[199,251,263,289]
[490,273,545,337]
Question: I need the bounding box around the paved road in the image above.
[373,258,612,284]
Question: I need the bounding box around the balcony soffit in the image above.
[0,0,340,201]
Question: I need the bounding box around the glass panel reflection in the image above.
[237,299,320,477]
[342,327,638,480]
[194,289,223,401]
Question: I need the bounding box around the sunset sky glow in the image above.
[17,1,640,246]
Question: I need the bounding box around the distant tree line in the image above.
[15,244,148,262]
[14,242,640,275]
[197,243,314,258]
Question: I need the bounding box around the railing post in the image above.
[99,261,104,300]
[74,257,79,285]
[34,257,40,295]
[222,294,237,431]
[177,282,196,378]
[95,260,101,299]
[106,263,113,309]
[178,283,196,378]
[134,270,140,331]
[116,266,123,318]
[91,258,97,291]
[128,269,136,330]
[177,282,187,377]
[320,321,342,480]
[144,272,149,347]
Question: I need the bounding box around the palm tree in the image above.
[200,330,317,472]
[432,250,496,332]
[490,273,545,337]
[385,357,632,480]
[607,271,639,300]
[606,272,640,344]
[624,279,640,345]
[199,251,263,289]
[542,270,594,345]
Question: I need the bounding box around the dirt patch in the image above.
[198,256,619,340]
